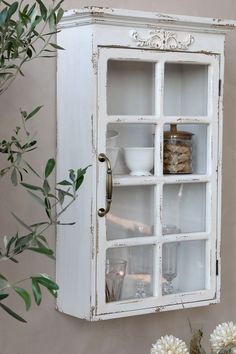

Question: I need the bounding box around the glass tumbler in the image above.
[105,259,127,302]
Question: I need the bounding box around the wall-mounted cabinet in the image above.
[56,7,236,320]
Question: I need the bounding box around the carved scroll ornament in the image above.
[131,30,194,50]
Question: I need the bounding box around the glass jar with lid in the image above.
[163,124,193,174]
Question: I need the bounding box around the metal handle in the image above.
[98,153,113,217]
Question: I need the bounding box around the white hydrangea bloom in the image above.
[151,335,189,354]
[210,322,236,353]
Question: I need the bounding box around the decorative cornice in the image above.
[59,8,236,34]
[131,30,194,50]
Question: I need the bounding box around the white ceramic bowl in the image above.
[106,147,119,170]
[124,147,154,176]
[106,130,119,148]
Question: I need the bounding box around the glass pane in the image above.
[106,246,154,302]
[163,183,207,233]
[164,63,208,116]
[162,240,206,295]
[106,186,154,240]
[107,123,155,176]
[163,123,208,175]
[107,60,155,115]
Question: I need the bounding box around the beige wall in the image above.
[1,0,236,353]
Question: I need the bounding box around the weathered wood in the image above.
[56,7,235,321]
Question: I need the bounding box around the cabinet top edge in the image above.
[59,6,236,33]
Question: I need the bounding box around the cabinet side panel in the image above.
[56,27,95,319]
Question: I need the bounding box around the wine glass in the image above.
[162,242,178,295]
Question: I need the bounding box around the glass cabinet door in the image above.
[96,47,219,314]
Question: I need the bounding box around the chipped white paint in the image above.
[56,7,236,321]
[131,30,194,50]
[60,7,236,34]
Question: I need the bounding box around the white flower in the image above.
[210,322,236,353]
[151,335,189,354]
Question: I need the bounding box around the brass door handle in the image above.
[98,153,113,217]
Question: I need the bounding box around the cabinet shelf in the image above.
[107,116,212,125]
[113,174,210,186]
[113,175,157,186]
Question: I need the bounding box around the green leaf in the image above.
[6,2,18,20]
[47,288,58,298]
[11,168,17,186]
[21,182,43,192]
[16,152,21,166]
[0,294,9,301]
[49,43,64,50]
[58,189,64,205]
[36,235,48,245]
[11,213,33,232]
[13,287,31,311]
[33,275,59,291]
[6,233,18,255]
[0,303,27,323]
[76,165,90,179]
[36,0,47,20]
[0,8,8,26]
[31,279,41,305]
[43,179,50,195]
[57,180,72,186]
[75,176,84,191]
[15,234,33,251]
[29,14,43,30]
[56,189,74,198]
[26,48,33,59]
[0,274,8,281]
[30,222,49,228]
[44,197,51,210]
[69,169,75,182]
[28,247,54,256]
[48,193,58,200]
[52,0,64,13]
[56,8,64,23]
[0,1,11,6]
[45,158,55,178]
[25,105,43,121]
[48,12,56,31]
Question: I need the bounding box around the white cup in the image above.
[124,147,154,176]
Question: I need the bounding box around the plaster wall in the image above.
[1,0,236,353]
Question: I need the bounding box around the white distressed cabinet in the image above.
[56,7,236,320]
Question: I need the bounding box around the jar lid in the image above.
[164,124,194,140]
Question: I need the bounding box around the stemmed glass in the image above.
[162,242,178,295]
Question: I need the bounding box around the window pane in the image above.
[163,183,207,233]
[106,246,154,302]
[164,63,208,116]
[162,240,206,295]
[107,60,155,115]
[107,186,154,240]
